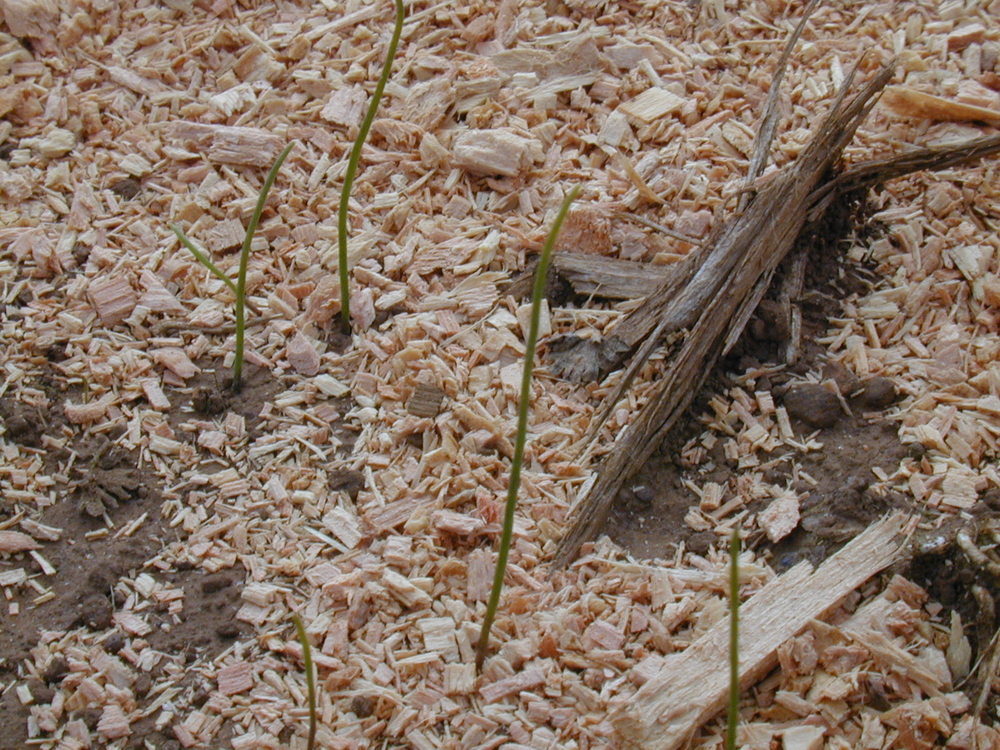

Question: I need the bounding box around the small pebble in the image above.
[782,384,841,428]
[631,485,655,503]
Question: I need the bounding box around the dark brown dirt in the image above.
[0,365,277,749]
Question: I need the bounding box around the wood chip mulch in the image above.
[3,1,1000,749]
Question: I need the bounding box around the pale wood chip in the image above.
[204,219,245,253]
[443,663,476,695]
[141,378,171,411]
[96,704,131,740]
[418,617,460,662]
[113,611,152,636]
[584,620,626,650]
[453,129,540,177]
[780,725,825,750]
[383,569,432,608]
[466,548,493,602]
[0,0,59,39]
[321,86,367,127]
[758,489,800,543]
[612,513,910,750]
[18,519,61,542]
[64,393,115,424]
[432,509,486,536]
[322,507,362,549]
[88,275,137,326]
[165,122,284,168]
[480,667,546,703]
[948,23,986,50]
[217,662,253,695]
[881,86,1000,124]
[0,530,41,553]
[619,87,685,123]
[286,331,321,376]
[151,347,201,380]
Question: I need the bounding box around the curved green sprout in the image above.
[475,185,581,671]
[171,141,295,393]
[292,614,318,750]
[726,529,741,750]
[337,0,406,334]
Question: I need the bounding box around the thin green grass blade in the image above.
[292,614,318,750]
[232,141,295,391]
[337,0,405,334]
[170,225,237,295]
[475,186,581,671]
[726,528,741,750]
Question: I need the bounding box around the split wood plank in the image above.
[611,512,912,750]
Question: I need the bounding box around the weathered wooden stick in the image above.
[551,64,896,569]
[610,512,912,750]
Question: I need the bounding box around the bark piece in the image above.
[407,382,446,418]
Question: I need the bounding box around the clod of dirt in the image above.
[71,242,90,266]
[42,658,69,685]
[192,387,229,416]
[749,300,791,342]
[200,573,234,594]
[822,361,861,395]
[103,632,126,654]
[352,695,376,718]
[109,177,142,199]
[76,593,113,629]
[330,469,366,501]
[26,680,55,704]
[782,384,842,428]
[0,400,45,447]
[686,531,718,555]
[854,377,897,409]
[75,467,145,517]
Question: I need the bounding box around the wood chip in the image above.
[881,86,1000,124]
[285,331,320,376]
[407,382,446,418]
[0,530,41,553]
[87,276,137,326]
[96,704,131,740]
[452,129,540,177]
[165,122,284,168]
[217,662,253,696]
[619,87,686,123]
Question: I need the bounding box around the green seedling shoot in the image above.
[292,614,318,750]
[475,185,581,671]
[726,529,741,750]
[337,0,405,334]
[171,142,295,393]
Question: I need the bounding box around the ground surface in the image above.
[3,1,1000,749]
